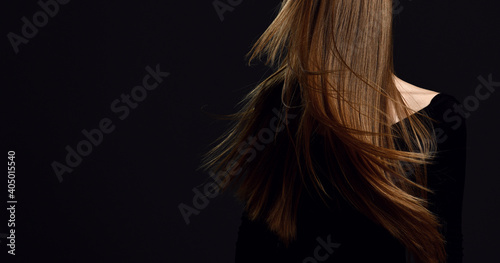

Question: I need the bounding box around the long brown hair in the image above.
[200,1,446,262]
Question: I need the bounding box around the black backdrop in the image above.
[3,0,499,262]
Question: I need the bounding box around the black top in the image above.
[235,91,467,263]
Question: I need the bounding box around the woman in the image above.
[200,1,466,262]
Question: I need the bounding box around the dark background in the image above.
[2,0,499,262]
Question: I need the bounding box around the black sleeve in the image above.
[426,94,467,263]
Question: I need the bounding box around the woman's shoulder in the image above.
[394,77,462,123]
[395,77,440,113]
[396,79,466,146]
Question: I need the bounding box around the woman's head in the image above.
[248,0,404,136]
[253,0,394,76]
